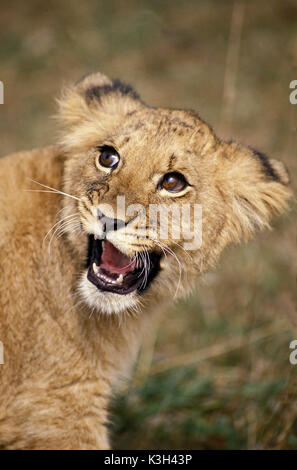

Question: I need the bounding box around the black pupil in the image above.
[162,172,186,192]
[99,148,119,168]
[166,175,177,186]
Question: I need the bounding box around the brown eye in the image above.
[98,146,120,169]
[159,172,188,193]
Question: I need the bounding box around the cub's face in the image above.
[58,73,291,315]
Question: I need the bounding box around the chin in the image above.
[78,272,140,315]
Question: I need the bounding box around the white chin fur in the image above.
[78,271,139,315]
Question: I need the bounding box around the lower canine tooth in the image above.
[93,262,99,274]
[116,274,124,284]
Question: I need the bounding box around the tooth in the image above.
[94,234,98,240]
[116,274,124,284]
[93,262,99,274]
[102,241,106,250]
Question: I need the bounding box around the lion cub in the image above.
[0,72,292,449]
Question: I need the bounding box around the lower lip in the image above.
[87,263,144,295]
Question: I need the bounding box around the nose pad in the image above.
[97,209,125,234]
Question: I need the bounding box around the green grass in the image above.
[0,0,296,449]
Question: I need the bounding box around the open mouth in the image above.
[86,235,161,295]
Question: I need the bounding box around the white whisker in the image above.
[26,178,81,201]
[42,213,80,249]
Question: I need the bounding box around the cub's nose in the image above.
[97,208,125,234]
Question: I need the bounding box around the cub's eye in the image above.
[98,146,120,169]
[159,172,188,193]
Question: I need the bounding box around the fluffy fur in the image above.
[0,72,292,449]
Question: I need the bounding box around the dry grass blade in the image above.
[260,371,297,449]
[219,0,246,136]
[149,323,289,376]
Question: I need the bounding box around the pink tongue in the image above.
[100,240,136,274]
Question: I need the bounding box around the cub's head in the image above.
[58,72,292,315]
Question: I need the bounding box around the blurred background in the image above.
[0,0,296,449]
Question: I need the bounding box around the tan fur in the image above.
[0,72,292,449]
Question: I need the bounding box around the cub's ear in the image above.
[220,142,293,243]
[75,72,113,93]
[57,72,142,128]
[251,149,290,186]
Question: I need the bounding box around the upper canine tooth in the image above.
[93,262,99,274]
[94,234,98,240]
[102,241,106,250]
[116,274,124,284]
